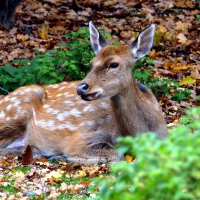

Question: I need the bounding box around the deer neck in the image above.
[111,80,147,136]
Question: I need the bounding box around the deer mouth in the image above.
[81,92,101,101]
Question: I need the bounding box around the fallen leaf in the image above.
[158,25,167,33]
[175,21,188,31]
[79,180,90,187]
[14,171,25,180]
[172,64,191,73]
[38,26,49,40]
[60,182,68,191]
[125,154,134,163]
[191,65,200,79]
[37,157,48,163]
[16,34,29,42]
[74,170,87,178]
[44,170,63,181]
[177,33,187,44]
[179,76,196,86]
[22,145,34,165]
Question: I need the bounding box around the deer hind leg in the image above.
[0,85,46,150]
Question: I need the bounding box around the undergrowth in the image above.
[0,28,190,102]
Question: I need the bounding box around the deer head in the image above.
[77,21,155,101]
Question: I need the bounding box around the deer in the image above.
[0,22,167,163]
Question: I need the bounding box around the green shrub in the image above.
[89,107,200,200]
[0,29,190,102]
[132,57,191,101]
[0,29,94,94]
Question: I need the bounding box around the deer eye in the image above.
[109,62,119,69]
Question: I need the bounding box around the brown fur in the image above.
[81,45,167,138]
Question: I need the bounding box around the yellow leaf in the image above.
[179,76,196,86]
[172,64,191,73]
[158,25,167,33]
[38,26,49,40]
[125,154,134,163]
[14,171,25,180]
[44,170,62,181]
[74,170,87,178]
[154,30,163,45]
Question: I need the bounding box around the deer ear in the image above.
[131,24,155,60]
[89,21,108,54]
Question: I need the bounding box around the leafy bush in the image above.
[133,57,191,101]
[0,29,94,94]
[89,107,200,200]
[0,29,190,102]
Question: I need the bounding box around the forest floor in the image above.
[0,0,199,199]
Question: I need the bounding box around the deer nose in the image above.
[77,82,89,95]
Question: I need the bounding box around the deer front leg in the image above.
[64,132,120,164]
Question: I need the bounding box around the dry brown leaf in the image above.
[79,180,90,187]
[177,33,187,44]
[175,21,188,31]
[37,157,48,163]
[172,64,191,73]
[174,1,195,8]
[22,145,34,165]
[191,65,200,79]
[16,34,29,42]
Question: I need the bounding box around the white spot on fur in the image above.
[83,105,96,112]
[80,120,95,127]
[24,88,32,92]
[67,94,75,97]
[4,96,10,101]
[18,91,25,95]
[43,104,50,109]
[8,97,17,102]
[75,96,81,100]
[50,84,59,89]
[70,108,82,117]
[36,120,56,130]
[78,101,86,105]
[100,102,109,109]
[58,86,66,90]
[46,107,55,113]
[51,109,60,115]
[59,123,77,131]
[5,104,13,111]
[69,83,77,87]
[0,111,6,118]
[24,97,31,103]
[63,92,69,96]
[64,100,74,107]
[56,93,63,97]
[5,117,11,121]
[57,111,69,121]
[13,100,21,107]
